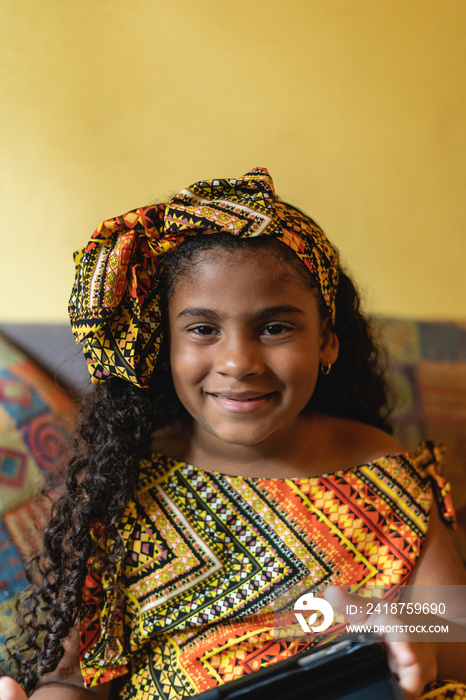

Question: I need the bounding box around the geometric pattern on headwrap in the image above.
[69,167,340,388]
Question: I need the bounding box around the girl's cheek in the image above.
[171,346,211,383]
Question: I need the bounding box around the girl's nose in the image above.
[214,334,264,379]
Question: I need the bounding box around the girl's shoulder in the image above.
[301,412,405,475]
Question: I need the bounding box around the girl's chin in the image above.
[203,421,286,448]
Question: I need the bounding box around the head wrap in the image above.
[69,167,340,388]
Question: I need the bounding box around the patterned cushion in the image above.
[0,332,75,673]
[375,318,466,561]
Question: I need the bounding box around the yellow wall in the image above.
[1,0,465,322]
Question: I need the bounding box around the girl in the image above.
[1,168,466,700]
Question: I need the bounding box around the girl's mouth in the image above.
[207,391,276,413]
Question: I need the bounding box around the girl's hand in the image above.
[0,677,27,700]
[324,586,437,700]
[384,640,436,700]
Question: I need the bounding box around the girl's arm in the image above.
[0,626,112,700]
[404,497,466,684]
[409,493,466,589]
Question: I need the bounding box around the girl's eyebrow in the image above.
[177,308,220,320]
[176,305,305,321]
[254,305,306,322]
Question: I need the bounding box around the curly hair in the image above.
[10,220,392,693]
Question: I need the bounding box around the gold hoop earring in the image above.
[320,361,332,375]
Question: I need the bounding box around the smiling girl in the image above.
[1,168,465,700]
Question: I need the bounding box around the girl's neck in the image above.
[186,411,315,478]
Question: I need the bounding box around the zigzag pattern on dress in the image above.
[79,442,461,699]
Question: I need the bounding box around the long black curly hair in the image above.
[10,217,392,694]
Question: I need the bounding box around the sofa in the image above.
[0,319,465,675]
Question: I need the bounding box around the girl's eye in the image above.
[262,323,290,336]
[189,324,217,336]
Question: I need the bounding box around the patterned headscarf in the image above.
[69,167,340,388]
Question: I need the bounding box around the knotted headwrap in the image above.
[69,167,340,388]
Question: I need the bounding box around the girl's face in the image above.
[168,247,339,453]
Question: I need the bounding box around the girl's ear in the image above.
[319,322,339,366]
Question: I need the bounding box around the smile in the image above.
[207,391,276,413]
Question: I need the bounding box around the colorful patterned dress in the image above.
[80,442,465,699]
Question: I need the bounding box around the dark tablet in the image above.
[189,634,404,700]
